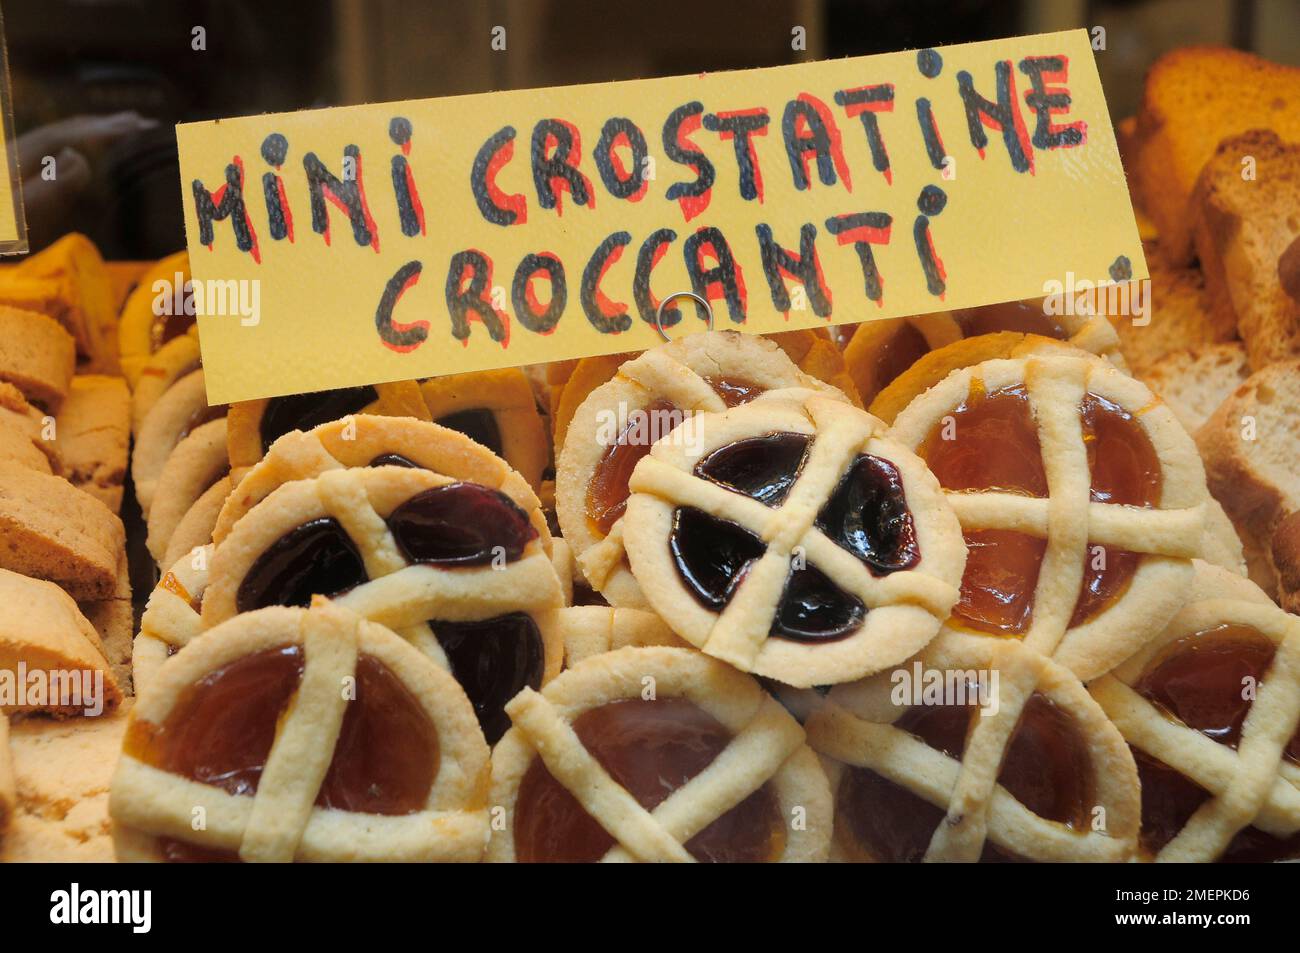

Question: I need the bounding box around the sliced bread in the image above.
[1134,47,1300,265]
[1142,342,1251,434]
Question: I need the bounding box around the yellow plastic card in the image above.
[176,28,1144,404]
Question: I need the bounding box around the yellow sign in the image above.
[0,10,27,253]
[176,29,1144,404]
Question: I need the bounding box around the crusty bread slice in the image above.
[1141,342,1250,434]
[1110,241,1236,372]
[1195,359,1300,549]
[1134,47,1300,265]
[1191,129,1300,368]
[1270,510,1300,612]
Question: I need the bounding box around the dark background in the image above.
[3,0,1296,257]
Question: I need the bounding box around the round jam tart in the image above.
[224,380,430,480]
[132,369,226,516]
[806,630,1140,862]
[145,417,231,564]
[111,600,491,862]
[187,467,564,743]
[419,368,550,491]
[486,645,832,862]
[622,391,965,688]
[551,328,860,452]
[556,330,849,609]
[1090,562,1300,862]
[890,354,1208,681]
[118,250,192,388]
[211,414,551,555]
[843,299,1124,407]
[161,475,233,570]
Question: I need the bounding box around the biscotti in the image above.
[0,306,76,411]
[54,374,131,512]
[0,568,121,718]
[1196,358,1300,547]
[1142,342,1251,434]
[0,461,125,600]
[15,233,119,374]
[1191,129,1300,369]
[1111,241,1235,372]
[76,553,133,694]
[0,702,129,862]
[1134,47,1300,265]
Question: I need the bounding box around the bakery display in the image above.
[1,35,1298,869]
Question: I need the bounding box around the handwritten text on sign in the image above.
[176,29,1144,404]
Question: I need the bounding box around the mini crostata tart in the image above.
[111,599,490,862]
[890,354,1207,681]
[161,476,233,569]
[487,645,832,862]
[843,300,1124,407]
[201,466,563,743]
[1089,561,1300,862]
[211,414,551,556]
[145,417,230,564]
[133,369,225,515]
[806,630,1140,862]
[118,251,192,388]
[556,330,848,609]
[419,368,549,491]
[131,329,200,434]
[623,391,965,688]
[225,380,430,481]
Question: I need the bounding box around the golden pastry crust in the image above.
[145,417,230,563]
[112,601,491,862]
[1090,562,1300,861]
[891,354,1208,680]
[161,476,232,570]
[420,368,549,490]
[486,645,832,862]
[807,631,1140,862]
[225,380,430,480]
[557,331,848,609]
[118,251,192,388]
[212,414,550,553]
[133,369,222,516]
[130,331,201,434]
[542,605,690,668]
[624,392,965,687]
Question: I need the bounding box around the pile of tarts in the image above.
[4,45,1300,864]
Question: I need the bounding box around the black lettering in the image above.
[511,253,567,334]
[834,86,894,178]
[633,228,679,327]
[1018,56,1085,150]
[375,260,428,352]
[531,119,593,212]
[684,226,745,324]
[825,212,892,303]
[756,223,832,317]
[581,231,633,333]
[956,62,1031,173]
[445,250,508,343]
[703,109,770,201]
[593,118,649,200]
[303,146,375,247]
[192,161,255,254]
[663,102,715,217]
[471,126,526,226]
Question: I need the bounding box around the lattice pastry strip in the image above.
[807,630,1141,862]
[623,391,964,687]
[213,413,551,554]
[487,646,832,862]
[556,330,848,608]
[111,601,491,862]
[1089,562,1300,862]
[891,354,1207,680]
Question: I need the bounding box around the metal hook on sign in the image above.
[654,290,713,342]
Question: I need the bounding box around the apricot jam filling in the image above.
[700,375,765,407]
[872,320,931,395]
[921,384,1161,634]
[128,645,440,862]
[513,697,785,862]
[435,408,503,456]
[431,613,545,744]
[838,691,1093,862]
[1133,625,1300,861]
[954,301,1068,340]
[259,385,379,453]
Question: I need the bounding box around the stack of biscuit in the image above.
[1120,47,1300,604]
